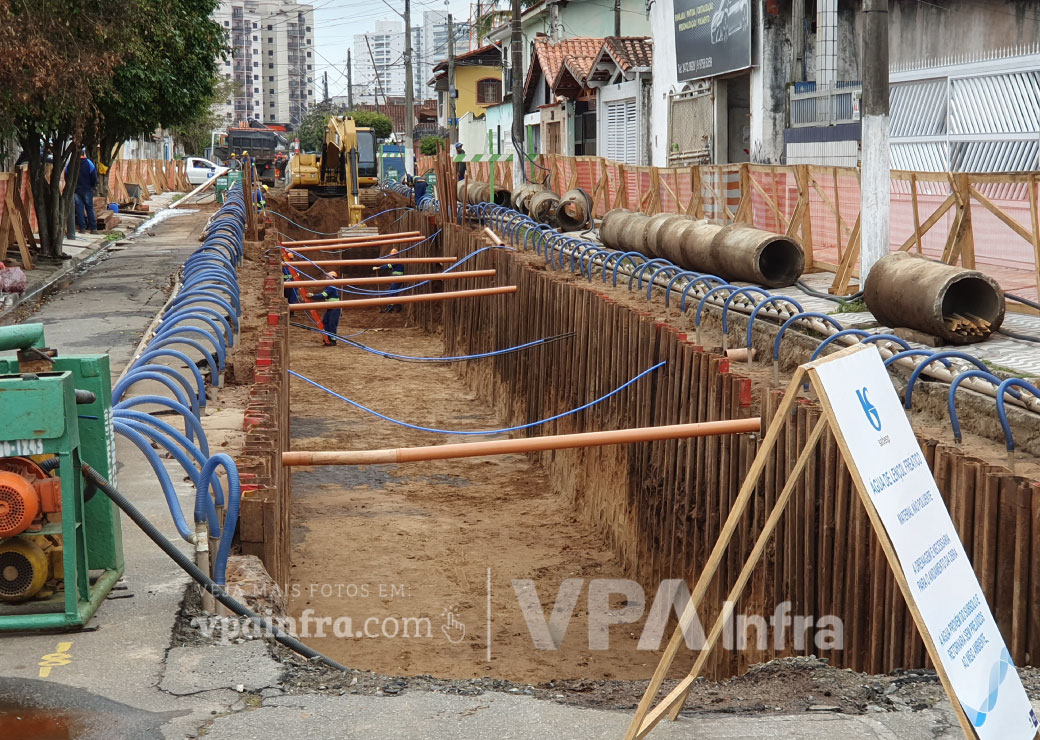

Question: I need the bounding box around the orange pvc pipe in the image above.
[284,269,495,288]
[282,418,762,466]
[282,257,456,268]
[287,235,425,253]
[287,285,517,311]
[280,231,421,247]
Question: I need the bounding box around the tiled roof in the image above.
[525,37,605,104]
[602,37,653,71]
[533,37,605,84]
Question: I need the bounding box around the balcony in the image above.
[788,81,862,128]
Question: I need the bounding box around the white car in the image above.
[185,157,220,185]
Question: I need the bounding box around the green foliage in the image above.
[296,103,394,151]
[171,77,238,155]
[349,110,393,140]
[0,0,227,257]
[97,0,227,157]
[420,136,442,156]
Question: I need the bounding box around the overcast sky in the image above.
[312,0,478,99]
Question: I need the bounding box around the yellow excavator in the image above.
[286,115,375,223]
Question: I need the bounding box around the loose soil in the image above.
[288,316,671,683]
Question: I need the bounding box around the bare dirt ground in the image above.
[287,315,675,683]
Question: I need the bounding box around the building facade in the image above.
[214,0,316,129]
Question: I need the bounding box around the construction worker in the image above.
[70,149,99,234]
[311,271,343,345]
[256,183,268,212]
[281,265,299,305]
[228,153,241,171]
[412,175,428,206]
[374,249,405,313]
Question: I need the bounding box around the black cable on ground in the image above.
[81,463,349,673]
[1006,293,1040,311]
[998,327,1040,344]
[795,280,864,304]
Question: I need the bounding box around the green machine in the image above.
[0,323,123,630]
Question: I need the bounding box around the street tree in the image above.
[0,0,131,257]
[95,0,226,185]
[0,0,226,258]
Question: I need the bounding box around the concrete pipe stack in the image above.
[555,190,593,231]
[457,180,512,207]
[598,209,805,288]
[528,189,562,224]
[863,252,1005,344]
[512,183,546,215]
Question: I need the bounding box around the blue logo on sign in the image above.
[857,387,882,431]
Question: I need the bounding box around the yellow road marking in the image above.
[38,641,73,678]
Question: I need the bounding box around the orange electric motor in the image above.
[0,458,61,538]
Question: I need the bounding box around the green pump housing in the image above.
[0,323,123,630]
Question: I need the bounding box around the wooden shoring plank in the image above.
[657,417,830,726]
[810,173,852,237]
[749,172,789,229]
[828,213,862,295]
[624,369,807,740]
[910,173,923,254]
[4,176,33,269]
[897,193,956,252]
[968,184,1035,244]
[1030,174,1040,303]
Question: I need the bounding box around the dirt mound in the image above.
[267,191,357,241]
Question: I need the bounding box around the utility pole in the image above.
[510,0,524,190]
[860,0,890,283]
[404,0,415,174]
[323,71,329,102]
[613,0,620,36]
[447,13,457,144]
[549,0,560,41]
[347,50,354,109]
[790,0,805,82]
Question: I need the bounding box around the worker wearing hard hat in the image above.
[311,271,343,345]
[228,153,241,171]
[373,248,405,313]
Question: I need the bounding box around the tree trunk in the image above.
[21,131,79,259]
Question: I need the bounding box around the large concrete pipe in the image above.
[708,225,805,288]
[528,189,562,224]
[457,181,511,207]
[599,209,803,287]
[863,252,1005,344]
[512,182,543,214]
[556,190,593,231]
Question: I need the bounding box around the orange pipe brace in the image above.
[282,419,762,466]
[283,256,456,268]
[280,231,422,246]
[284,269,496,288]
[288,285,517,311]
[287,235,425,253]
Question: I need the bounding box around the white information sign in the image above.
[813,346,1038,739]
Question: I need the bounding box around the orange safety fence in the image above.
[451,154,1040,303]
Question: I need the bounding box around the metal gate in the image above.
[668,81,713,166]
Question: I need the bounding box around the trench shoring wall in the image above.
[397,211,1040,679]
[235,247,292,586]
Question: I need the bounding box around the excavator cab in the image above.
[287,115,365,224]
